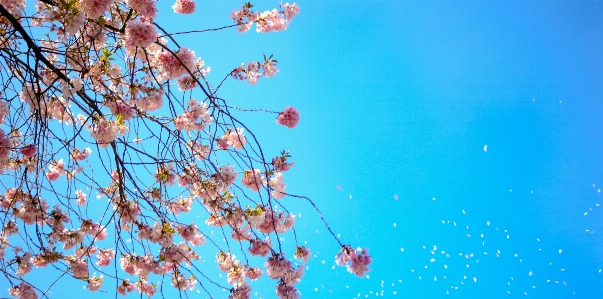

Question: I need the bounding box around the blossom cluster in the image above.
[335,245,373,277]
[231,58,279,84]
[231,2,300,33]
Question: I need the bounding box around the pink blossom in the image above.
[85,117,128,148]
[167,197,193,214]
[231,5,259,33]
[177,76,197,90]
[189,142,209,160]
[248,237,272,257]
[172,271,197,290]
[241,169,264,191]
[281,265,304,287]
[154,163,176,185]
[116,279,136,296]
[69,257,89,278]
[138,222,174,246]
[276,282,300,299]
[86,275,104,292]
[225,128,246,149]
[20,144,36,157]
[172,0,195,14]
[216,136,229,150]
[2,220,18,236]
[217,165,236,186]
[155,47,197,80]
[216,251,236,272]
[177,223,205,246]
[120,254,137,275]
[0,100,9,124]
[107,101,134,120]
[47,206,70,231]
[262,59,279,77]
[269,172,287,199]
[265,253,291,279]
[134,279,156,297]
[137,88,164,111]
[335,246,372,277]
[126,0,158,19]
[45,171,60,181]
[75,190,87,206]
[231,228,252,241]
[276,106,300,128]
[72,147,92,160]
[272,153,294,172]
[227,265,247,285]
[124,17,157,51]
[229,282,251,299]
[116,200,140,223]
[8,281,38,299]
[96,248,115,266]
[246,266,263,280]
[81,0,114,19]
[16,252,33,276]
[45,158,65,181]
[294,246,311,263]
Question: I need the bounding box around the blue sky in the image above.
[2,0,603,298]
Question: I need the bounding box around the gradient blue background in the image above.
[2,0,603,298]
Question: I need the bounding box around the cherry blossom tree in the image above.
[0,1,371,298]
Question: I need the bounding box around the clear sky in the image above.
[2,0,603,298]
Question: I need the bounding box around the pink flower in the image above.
[246,266,263,280]
[86,275,104,292]
[171,271,197,290]
[269,172,286,199]
[248,237,272,257]
[262,59,279,77]
[16,252,33,276]
[294,246,310,263]
[172,0,195,14]
[216,137,229,150]
[0,100,8,125]
[81,0,114,19]
[155,47,197,80]
[177,223,205,246]
[276,106,300,128]
[335,245,372,277]
[124,17,157,51]
[20,144,36,157]
[241,169,264,191]
[137,88,164,111]
[229,282,251,299]
[272,153,294,172]
[75,190,87,206]
[72,147,92,160]
[177,76,197,90]
[276,282,300,299]
[231,5,259,33]
[96,248,115,266]
[126,0,158,19]
[225,128,246,149]
[45,171,60,181]
[69,257,89,278]
[116,279,136,296]
[265,253,291,279]
[134,279,156,297]
[8,281,38,299]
